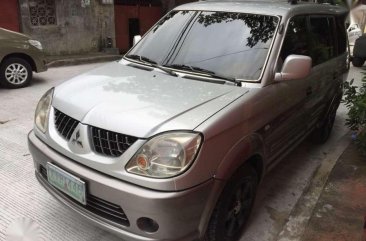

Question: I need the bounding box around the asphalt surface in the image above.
[0,63,363,241]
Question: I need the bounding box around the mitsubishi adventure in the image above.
[28,1,348,241]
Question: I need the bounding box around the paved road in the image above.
[0,63,362,241]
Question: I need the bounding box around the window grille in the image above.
[29,0,57,26]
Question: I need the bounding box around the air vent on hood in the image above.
[90,126,138,157]
[54,109,79,140]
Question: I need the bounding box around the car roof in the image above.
[174,1,348,17]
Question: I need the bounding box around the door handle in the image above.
[306,87,313,96]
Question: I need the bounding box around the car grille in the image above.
[40,164,48,178]
[53,109,137,157]
[54,109,79,140]
[39,165,130,227]
[90,126,138,157]
[87,195,130,226]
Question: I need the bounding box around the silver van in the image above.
[28,1,348,241]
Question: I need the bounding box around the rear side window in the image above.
[336,17,347,55]
[308,16,336,65]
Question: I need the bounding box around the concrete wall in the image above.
[19,0,116,55]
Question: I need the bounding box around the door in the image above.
[114,1,162,53]
[264,15,311,164]
[304,15,338,130]
[129,18,140,48]
[0,1,20,31]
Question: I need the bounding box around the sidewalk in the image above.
[45,51,122,68]
[301,142,366,241]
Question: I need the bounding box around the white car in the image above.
[348,23,362,45]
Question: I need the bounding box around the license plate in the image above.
[46,162,86,205]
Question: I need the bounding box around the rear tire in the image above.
[203,165,258,241]
[0,57,32,88]
[352,57,365,67]
[311,98,340,144]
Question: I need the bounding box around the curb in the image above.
[46,55,122,68]
[276,132,351,241]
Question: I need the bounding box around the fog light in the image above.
[137,217,159,233]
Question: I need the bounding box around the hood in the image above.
[53,61,249,138]
[0,28,30,40]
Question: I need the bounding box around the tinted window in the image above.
[280,16,309,62]
[280,15,338,68]
[308,16,336,65]
[336,17,347,54]
[128,11,279,80]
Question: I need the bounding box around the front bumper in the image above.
[28,131,219,241]
[34,56,47,72]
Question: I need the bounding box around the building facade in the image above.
[0,0,191,55]
[19,0,116,55]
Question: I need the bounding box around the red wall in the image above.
[0,1,20,32]
[115,5,161,52]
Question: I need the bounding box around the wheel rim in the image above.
[224,180,254,238]
[5,63,28,85]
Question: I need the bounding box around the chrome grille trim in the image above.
[54,109,79,140]
[90,127,138,157]
[87,195,130,226]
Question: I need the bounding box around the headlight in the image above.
[28,40,43,50]
[35,88,54,133]
[126,132,202,178]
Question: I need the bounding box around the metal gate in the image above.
[114,0,162,53]
[0,1,20,32]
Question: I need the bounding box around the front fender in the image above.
[214,133,265,181]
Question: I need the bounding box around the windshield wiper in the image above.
[165,64,242,86]
[125,54,178,77]
[125,54,157,64]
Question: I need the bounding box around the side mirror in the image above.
[133,35,142,46]
[275,55,312,81]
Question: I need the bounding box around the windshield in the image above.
[126,11,279,81]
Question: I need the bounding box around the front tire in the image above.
[0,57,32,88]
[203,165,258,241]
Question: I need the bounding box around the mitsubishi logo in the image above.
[71,130,83,148]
